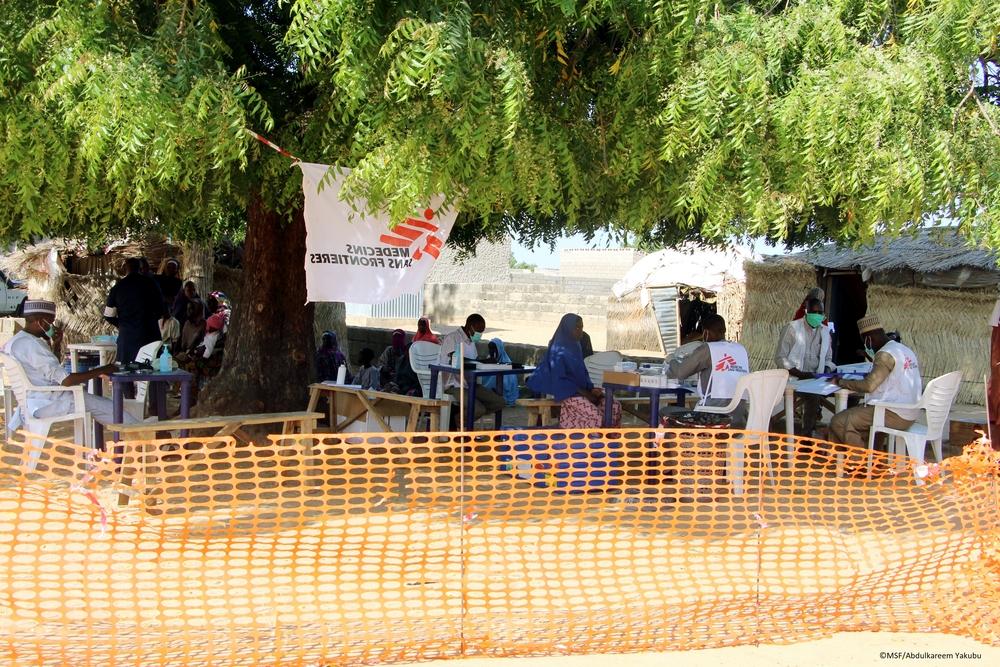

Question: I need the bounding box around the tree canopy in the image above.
[288,0,1000,249]
[0,0,998,252]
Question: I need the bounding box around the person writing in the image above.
[437,314,505,427]
[775,296,835,436]
[664,314,750,426]
[828,315,921,448]
[527,313,621,428]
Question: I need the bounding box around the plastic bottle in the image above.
[335,364,347,385]
[159,348,173,373]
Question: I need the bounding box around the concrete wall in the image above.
[422,279,615,329]
[426,238,512,284]
[559,248,645,280]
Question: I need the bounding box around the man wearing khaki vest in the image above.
[829,315,922,447]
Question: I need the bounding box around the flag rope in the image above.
[245,129,300,161]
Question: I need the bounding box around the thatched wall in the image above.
[868,285,991,405]
[741,261,819,371]
[0,239,186,345]
[606,291,662,353]
[717,278,747,343]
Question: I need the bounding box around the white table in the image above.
[783,380,851,437]
[67,342,117,393]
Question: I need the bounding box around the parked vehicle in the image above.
[0,271,28,315]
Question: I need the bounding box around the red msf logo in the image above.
[903,357,916,370]
[714,354,738,371]
[379,208,444,260]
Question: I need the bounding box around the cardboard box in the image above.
[602,370,640,386]
[639,374,678,389]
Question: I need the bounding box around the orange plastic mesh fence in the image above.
[1,428,998,666]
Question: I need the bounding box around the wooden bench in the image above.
[307,383,450,432]
[111,411,322,507]
[515,398,560,427]
[112,411,322,443]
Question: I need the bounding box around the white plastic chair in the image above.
[1,366,14,430]
[694,369,789,495]
[408,341,450,430]
[867,371,962,476]
[0,352,93,470]
[123,340,164,420]
[585,350,623,387]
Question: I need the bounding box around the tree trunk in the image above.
[195,198,314,415]
[179,241,214,298]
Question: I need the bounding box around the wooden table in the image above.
[307,383,450,432]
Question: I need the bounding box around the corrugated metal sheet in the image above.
[346,288,424,319]
[649,286,679,356]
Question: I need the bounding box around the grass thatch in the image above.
[740,261,819,371]
[868,285,991,405]
[717,277,746,343]
[0,239,182,344]
[606,291,663,353]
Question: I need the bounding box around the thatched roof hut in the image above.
[742,231,998,405]
[0,239,181,344]
[606,246,750,354]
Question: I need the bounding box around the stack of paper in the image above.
[792,378,841,396]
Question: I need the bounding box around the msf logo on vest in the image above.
[714,354,747,373]
[903,356,917,371]
[378,208,444,261]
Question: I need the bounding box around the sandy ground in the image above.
[403,633,999,666]
[1,429,997,666]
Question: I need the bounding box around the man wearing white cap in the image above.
[828,315,921,447]
[3,299,135,435]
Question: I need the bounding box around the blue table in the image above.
[429,363,535,430]
[110,369,194,441]
[601,382,692,427]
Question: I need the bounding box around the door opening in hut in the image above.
[827,272,868,365]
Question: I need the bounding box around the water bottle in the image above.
[159,348,173,373]
[335,364,347,385]
[661,357,669,376]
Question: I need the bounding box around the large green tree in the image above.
[1,0,997,412]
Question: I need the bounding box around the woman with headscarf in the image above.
[413,316,440,344]
[480,337,519,406]
[316,330,351,383]
[528,313,621,429]
[378,329,407,386]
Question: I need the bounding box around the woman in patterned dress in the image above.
[527,313,621,429]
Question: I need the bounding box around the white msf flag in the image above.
[300,162,458,304]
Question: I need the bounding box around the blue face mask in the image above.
[470,331,482,343]
[804,312,824,329]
